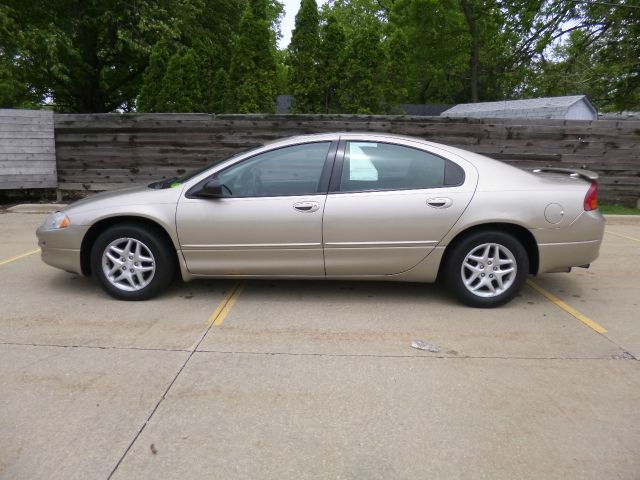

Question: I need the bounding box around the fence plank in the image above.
[0,109,57,189]
[48,113,640,205]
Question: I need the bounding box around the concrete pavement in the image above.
[0,212,638,479]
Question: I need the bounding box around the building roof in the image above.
[441,95,597,118]
[400,104,453,116]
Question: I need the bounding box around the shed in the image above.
[276,95,293,114]
[400,104,453,116]
[441,95,597,121]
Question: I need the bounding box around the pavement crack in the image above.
[597,335,639,361]
[612,350,638,361]
[106,320,218,479]
[0,341,189,353]
[193,349,639,362]
[5,342,634,362]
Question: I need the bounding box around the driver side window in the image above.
[216,142,331,197]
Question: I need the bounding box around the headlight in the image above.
[44,212,71,230]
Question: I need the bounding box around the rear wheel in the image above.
[444,231,528,307]
[90,223,176,300]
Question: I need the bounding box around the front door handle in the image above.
[427,197,453,209]
[293,201,320,213]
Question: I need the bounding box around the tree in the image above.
[288,0,322,112]
[136,0,246,112]
[388,0,469,104]
[338,25,386,113]
[211,68,232,113]
[154,49,202,112]
[0,6,39,108]
[317,12,347,113]
[137,42,172,112]
[227,0,279,113]
[2,0,637,113]
[1,0,178,112]
[382,19,410,111]
[523,1,639,111]
[1,0,249,112]
[318,0,389,113]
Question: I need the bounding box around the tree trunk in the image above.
[460,0,480,103]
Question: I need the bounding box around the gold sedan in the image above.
[37,133,604,307]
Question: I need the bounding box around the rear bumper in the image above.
[36,225,88,275]
[538,239,602,274]
[535,210,605,274]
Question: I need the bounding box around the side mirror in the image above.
[195,179,228,198]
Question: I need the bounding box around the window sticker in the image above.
[348,142,378,181]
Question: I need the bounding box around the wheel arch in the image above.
[439,222,539,279]
[80,216,178,276]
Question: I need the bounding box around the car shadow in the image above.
[43,272,533,310]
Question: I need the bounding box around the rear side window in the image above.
[338,142,462,192]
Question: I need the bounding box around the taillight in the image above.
[584,182,598,211]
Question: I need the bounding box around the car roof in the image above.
[268,132,431,145]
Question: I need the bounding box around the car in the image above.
[36,133,605,307]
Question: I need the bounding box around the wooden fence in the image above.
[0,109,57,189]
[54,113,640,205]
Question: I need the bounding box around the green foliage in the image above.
[274,49,290,99]
[388,0,468,104]
[288,0,321,112]
[317,12,347,113]
[382,23,409,111]
[1,0,177,112]
[338,25,386,113]
[599,204,640,215]
[0,6,39,108]
[155,49,202,112]
[1,0,637,113]
[227,0,279,113]
[136,0,247,112]
[315,0,389,113]
[522,2,640,112]
[137,42,171,112]
[212,68,232,113]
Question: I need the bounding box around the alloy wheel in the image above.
[460,242,517,298]
[101,237,156,292]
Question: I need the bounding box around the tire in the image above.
[90,223,176,300]
[444,231,529,308]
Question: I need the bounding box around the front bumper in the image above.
[36,225,89,275]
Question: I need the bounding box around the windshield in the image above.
[148,146,262,189]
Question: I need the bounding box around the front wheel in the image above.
[90,223,176,300]
[444,231,529,308]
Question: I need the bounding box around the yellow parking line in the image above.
[607,231,640,243]
[0,248,40,266]
[207,281,245,326]
[527,279,607,334]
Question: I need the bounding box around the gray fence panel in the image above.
[54,113,640,205]
[0,109,57,189]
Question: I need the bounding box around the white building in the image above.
[441,95,597,121]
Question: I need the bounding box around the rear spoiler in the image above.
[531,167,598,182]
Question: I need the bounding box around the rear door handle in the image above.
[426,197,453,209]
[293,201,320,213]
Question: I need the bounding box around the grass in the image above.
[599,204,640,215]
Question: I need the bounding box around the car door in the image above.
[323,139,476,276]
[176,141,336,276]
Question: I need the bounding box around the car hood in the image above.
[62,185,183,217]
